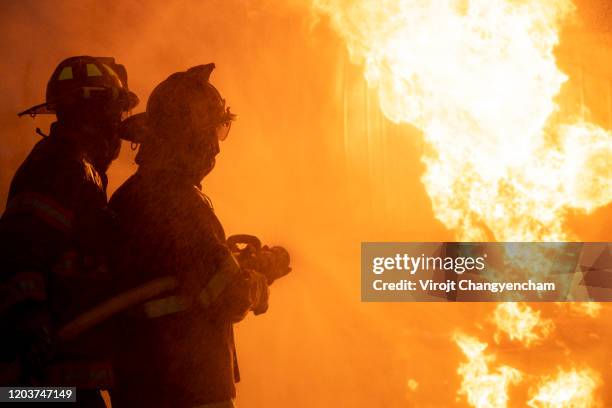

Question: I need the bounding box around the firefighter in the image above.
[0,56,138,406]
[108,64,274,408]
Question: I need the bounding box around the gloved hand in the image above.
[220,269,269,322]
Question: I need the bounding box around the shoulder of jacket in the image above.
[109,175,143,211]
[12,139,103,197]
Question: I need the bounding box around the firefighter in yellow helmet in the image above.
[109,64,290,407]
[0,56,138,406]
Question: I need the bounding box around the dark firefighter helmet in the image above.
[18,56,139,118]
[120,63,236,144]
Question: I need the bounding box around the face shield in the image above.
[216,120,232,141]
[204,105,237,142]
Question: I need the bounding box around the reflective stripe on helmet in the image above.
[57,66,73,80]
[86,63,103,77]
[19,56,138,117]
[81,86,110,99]
[5,192,74,234]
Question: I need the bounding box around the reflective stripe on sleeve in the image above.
[138,254,243,318]
[142,295,188,319]
[58,276,178,340]
[199,254,240,307]
[5,192,75,234]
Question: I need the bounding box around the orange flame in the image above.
[566,302,602,318]
[492,303,554,347]
[315,0,609,404]
[527,368,601,407]
[314,0,612,241]
[454,333,523,408]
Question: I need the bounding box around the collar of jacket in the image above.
[48,121,114,179]
[136,164,205,190]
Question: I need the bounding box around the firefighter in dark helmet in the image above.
[109,64,290,408]
[0,56,138,406]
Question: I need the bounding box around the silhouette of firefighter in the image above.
[108,64,291,408]
[0,56,139,406]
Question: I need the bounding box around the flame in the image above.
[566,302,602,318]
[454,333,523,408]
[406,378,419,391]
[527,368,601,408]
[492,303,554,347]
[315,0,609,404]
[314,0,612,240]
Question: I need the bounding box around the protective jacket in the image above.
[109,168,264,407]
[0,123,115,401]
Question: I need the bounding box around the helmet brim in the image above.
[127,91,139,111]
[19,89,139,118]
[118,112,149,143]
[17,102,54,117]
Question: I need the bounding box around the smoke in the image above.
[0,1,611,406]
[0,1,422,406]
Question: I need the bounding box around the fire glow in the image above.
[453,303,602,407]
[454,332,523,408]
[314,0,612,241]
[492,303,554,347]
[315,0,610,405]
[528,368,601,408]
